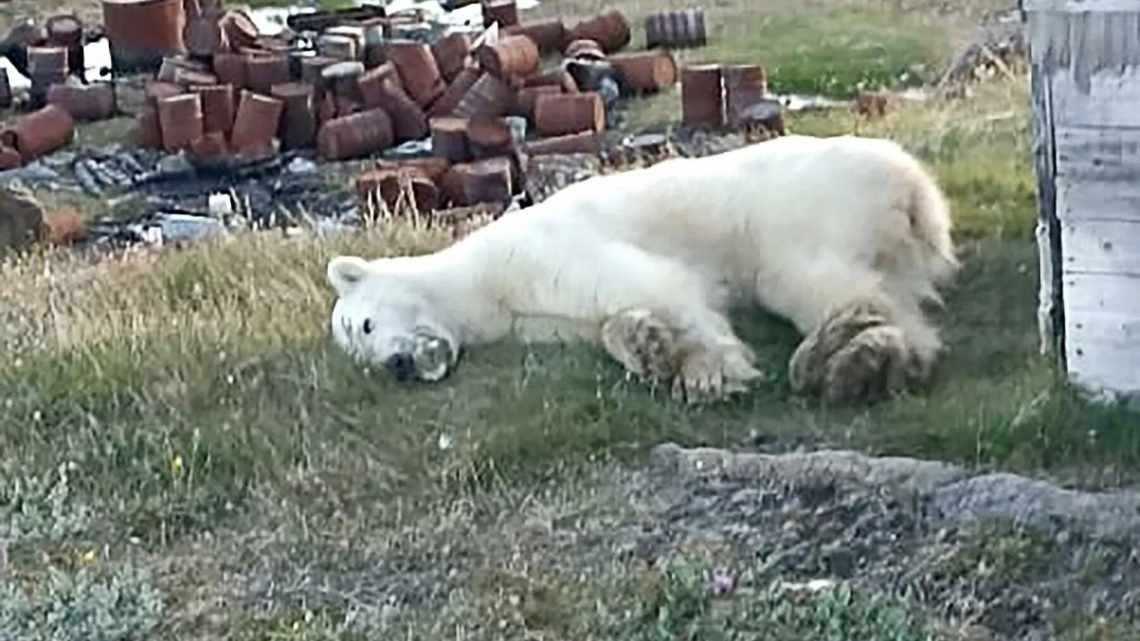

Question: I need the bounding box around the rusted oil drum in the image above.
[45,14,85,77]
[523,69,579,93]
[430,116,470,163]
[102,0,186,72]
[444,157,513,206]
[563,39,604,61]
[145,80,184,109]
[300,55,338,89]
[358,65,428,142]
[173,66,217,87]
[477,35,539,79]
[357,168,441,214]
[723,64,768,126]
[212,52,246,90]
[681,64,724,128]
[453,72,516,118]
[428,66,481,118]
[466,115,513,158]
[504,19,567,54]
[568,9,630,54]
[230,90,284,152]
[156,93,203,152]
[317,108,394,160]
[0,105,75,162]
[645,9,707,49]
[534,91,605,137]
[382,40,446,108]
[430,33,471,84]
[46,83,116,121]
[270,82,317,150]
[27,46,69,83]
[134,106,163,149]
[192,83,235,135]
[0,146,21,170]
[610,51,677,94]
[525,131,601,156]
[190,130,228,158]
[514,85,560,121]
[244,54,291,95]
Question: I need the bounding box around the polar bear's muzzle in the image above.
[383,332,455,383]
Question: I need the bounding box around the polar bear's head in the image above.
[326,255,459,383]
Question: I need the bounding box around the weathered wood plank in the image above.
[1057,177,1140,222]
[1065,311,1140,395]
[1055,125,1140,182]
[1030,56,1065,359]
[1062,220,1140,275]
[1063,272,1140,316]
[1050,69,1140,127]
[1024,0,1140,13]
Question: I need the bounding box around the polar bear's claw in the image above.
[672,346,762,404]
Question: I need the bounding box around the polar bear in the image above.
[326,134,959,404]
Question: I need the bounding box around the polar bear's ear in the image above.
[327,256,371,296]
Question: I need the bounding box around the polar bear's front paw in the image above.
[671,345,762,404]
[601,308,679,384]
[789,298,929,405]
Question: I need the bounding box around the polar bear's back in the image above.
[539,135,946,288]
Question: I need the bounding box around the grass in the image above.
[3,0,1140,638]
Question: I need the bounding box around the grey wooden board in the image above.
[1063,272,1140,316]
[1057,176,1140,223]
[1024,0,1140,12]
[1055,125,1140,182]
[1064,310,1140,394]
[1050,70,1140,128]
[1062,220,1140,275]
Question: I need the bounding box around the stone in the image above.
[0,184,46,252]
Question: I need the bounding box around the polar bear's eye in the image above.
[362,319,374,335]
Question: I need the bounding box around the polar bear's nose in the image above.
[385,353,416,382]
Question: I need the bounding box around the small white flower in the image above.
[438,434,454,451]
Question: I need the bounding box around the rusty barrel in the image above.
[102,0,186,72]
[190,130,228,158]
[430,33,471,84]
[444,157,513,206]
[534,92,605,137]
[645,8,707,49]
[212,52,246,90]
[271,82,317,150]
[317,33,358,62]
[428,66,481,118]
[134,106,163,149]
[477,35,539,79]
[245,54,291,94]
[27,46,69,97]
[156,93,203,152]
[184,11,228,59]
[430,116,470,163]
[0,146,21,170]
[46,83,116,121]
[723,64,768,126]
[610,51,677,93]
[230,90,284,152]
[514,85,560,121]
[317,108,395,160]
[0,105,75,162]
[357,168,441,213]
[323,61,366,101]
[382,40,446,108]
[568,9,630,54]
[564,38,605,61]
[523,69,579,93]
[466,115,513,158]
[173,66,217,87]
[482,0,519,27]
[525,131,601,156]
[145,80,184,109]
[453,72,516,118]
[45,14,85,76]
[192,83,235,135]
[358,64,428,142]
[219,10,259,51]
[504,19,567,54]
[681,64,724,128]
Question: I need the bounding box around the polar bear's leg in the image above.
[756,260,942,405]
[601,306,762,403]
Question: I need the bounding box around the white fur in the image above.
[328,134,958,390]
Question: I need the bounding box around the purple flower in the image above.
[709,570,736,596]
